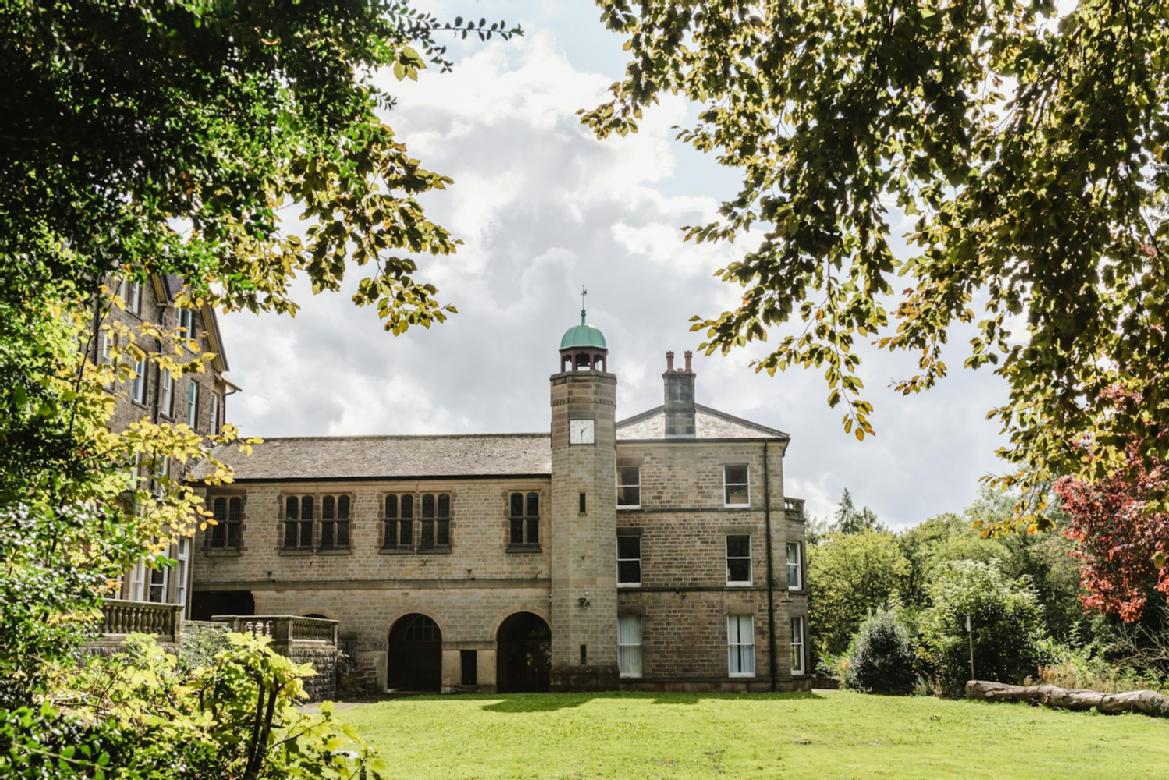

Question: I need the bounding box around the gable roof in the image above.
[616,403,788,441]
[194,433,552,482]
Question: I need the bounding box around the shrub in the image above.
[843,610,917,695]
[0,633,383,779]
[919,561,1050,696]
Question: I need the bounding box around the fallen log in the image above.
[965,680,1169,718]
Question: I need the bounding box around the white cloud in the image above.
[219,20,1010,529]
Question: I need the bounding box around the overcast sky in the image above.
[219,2,1011,529]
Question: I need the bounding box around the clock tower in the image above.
[549,300,619,690]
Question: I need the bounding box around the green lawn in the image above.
[339,689,1169,779]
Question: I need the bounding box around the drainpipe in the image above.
[763,440,778,692]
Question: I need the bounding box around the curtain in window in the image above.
[727,615,755,675]
[618,615,643,678]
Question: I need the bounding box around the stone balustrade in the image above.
[784,497,805,523]
[211,615,340,700]
[98,599,183,644]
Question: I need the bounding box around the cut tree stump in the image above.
[965,680,1169,718]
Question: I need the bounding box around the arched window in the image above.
[383,494,414,549]
[207,495,243,549]
[320,495,350,549]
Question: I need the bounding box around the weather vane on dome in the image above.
[580,285,588,325]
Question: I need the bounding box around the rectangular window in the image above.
[726,535,752,585]
[320,495,350,549]
[208,496,243,549]
[617,534,641,587]
[186,381,199,428]
[147,563,168,603]
[132,358,147,404]
[786,541,803,590]
[790,617,806,675]
[618,615,643,678]
[727,615,756,677]
[175,537,190,613]
[419,493,450,550]
[209,393,221,434]
[128,561,146,601]
[283,495,313,549]
[724,465,750,507]
[178,308,195,335]
[509,491,540,546]
[383,494,414,549]
[126,280,142,315]
[460,650,478,686]
[617,466,641,508]
[160,371,174,417]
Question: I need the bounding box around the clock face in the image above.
[569,418,595,445]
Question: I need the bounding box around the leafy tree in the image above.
[919,561,1049,695]
[831,487,883,534]
[583,0,1169,523]
[843,610,917,695]
[0,0,517,712]
[898,512,1008,608]
[808,530,909,656]
[1055,457,1169,623]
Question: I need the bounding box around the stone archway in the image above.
[387,613,442,691]
[496,612,551,693]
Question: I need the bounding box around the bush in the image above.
[843,610,917,695]
[919,561,1050,696]
[0,633,383,779]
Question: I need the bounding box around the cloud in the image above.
[218,20,1009,529]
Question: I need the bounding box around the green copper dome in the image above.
[560,309,607,350]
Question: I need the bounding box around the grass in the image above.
[338,689,1169,779]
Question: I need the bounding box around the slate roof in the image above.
[194,433,552,482]
[616,403,788,440]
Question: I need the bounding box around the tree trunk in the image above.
[965,680,1169,718]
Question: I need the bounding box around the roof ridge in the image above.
[247,432,551,442]
[616,404,664,427]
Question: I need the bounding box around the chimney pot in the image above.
[666,351,675,371]
[683,350,693,372]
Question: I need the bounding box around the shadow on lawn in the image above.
[478,690,826,714]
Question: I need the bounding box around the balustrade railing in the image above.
[211,615,338,648]
[784,497,806,522]
[100,599,182,643]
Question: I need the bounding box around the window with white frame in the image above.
[160,371,174,417]
[132,358,147,404]
[175,537,190,612]
[618,615,643,678]
[790,617,806,675]
[125,279,142,315]
[727,615,756,677]
[617,466,641,508]
[178,308,195,335]
[617,533,641,586]
[786,541,803,590]
[186,381,199,428]
[726,534,752,585]
[128,561,146,601]
[209,393,221,434]
[723,465,750,507]
[147,561,168,603]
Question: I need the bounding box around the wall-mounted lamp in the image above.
[578,592,591,609]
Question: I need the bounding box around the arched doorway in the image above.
[497,612,551,693]
[387,613,442,691]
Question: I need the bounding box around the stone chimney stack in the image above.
[663,350,696,438]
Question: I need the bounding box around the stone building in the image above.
[191,308,809,693]
[96,274,232,612]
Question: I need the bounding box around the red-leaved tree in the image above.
[1055,458,1169,622]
